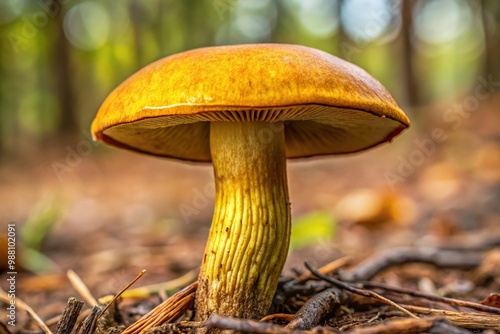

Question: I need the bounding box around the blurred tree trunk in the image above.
[337,0,357,61]
[0,37,4,156]
[155,0,166,55]
[130,0,144,67]
[183,0,196,49]
[481,0,500,80]
[201,2,215,45]
[337,0,362,62]
[400,0,419,106]
[184,0,214,49]
[271,0,294,44]
[53,1,78,138]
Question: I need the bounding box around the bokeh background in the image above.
[1,0,499,314]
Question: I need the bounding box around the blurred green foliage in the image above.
[21,198,61,251]
[19,198,62,272]
[0,0,499,161]
[290,211,336,251]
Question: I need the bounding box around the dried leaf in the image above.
[480,294,500,308]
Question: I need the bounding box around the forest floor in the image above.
[0,93,499,333]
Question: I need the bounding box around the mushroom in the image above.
[91,44,410,325]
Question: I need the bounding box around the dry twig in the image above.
[343,317,468,334]
[97,269,146,321]
[98,269,198,304]
[342,247,482,282]
[293,256,352,283]
[0,321,12,334]
[67,270,99,306]
[360,281,500,314]
[261,313,295,322]
[0,288,53,334]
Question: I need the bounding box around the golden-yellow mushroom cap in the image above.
[91,44,410,162]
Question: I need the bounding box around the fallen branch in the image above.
[76,306,100,334]
[402,305,500,331]
[204,315,309,334]
[341,247,482,282]
[54,297,84,334]
[287,287,347,329]
[305,263,418,319]
[360,280,500,314]
[343,317,469,334]
[428,319,473,334]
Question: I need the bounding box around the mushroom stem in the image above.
[196,121,291,325]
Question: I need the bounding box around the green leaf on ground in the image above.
[290,211,337,252]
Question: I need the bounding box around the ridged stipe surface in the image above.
[195,121,291,327]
